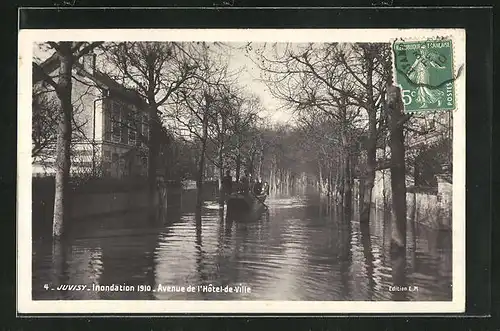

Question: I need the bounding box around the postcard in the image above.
[18,28,465,314]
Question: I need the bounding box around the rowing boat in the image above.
[226,192,268,221]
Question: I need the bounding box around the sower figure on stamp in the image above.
[407,45,446,108]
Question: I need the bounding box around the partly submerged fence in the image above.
[366,170,452,230]
[32,177,172,237]
[32,177,219,238]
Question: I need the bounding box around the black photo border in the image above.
[3,4,495,329]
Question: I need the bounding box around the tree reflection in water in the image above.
[32,192,452,301]
[360,221,376,301]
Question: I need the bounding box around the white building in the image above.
[32,52,150,178]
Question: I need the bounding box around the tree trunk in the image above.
[286,170,291,194]
[235,151,241,183]
[409,165,418,257]
[360,153,376,225]
[196,100,210,211]
[325,168,330,198]
[318,159,323,194]
[249,151,256,175]
[218,111,226,196]
[258,148,264,179]
[344,152,353,216]
[146,108,163,223]
[387,85,407,255]
[196,147,206,211]
[360,57,377,225]
[358,177,365,213]
[339,100,353,216]
[52,43,73,238]
[360,220,375,299]
[148,112,161,179]
[269,164,275,194]
[218,141,224,204]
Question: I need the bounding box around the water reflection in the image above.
[32,192,452,301]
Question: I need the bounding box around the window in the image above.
[104,99,112,141]
[128,111,137,146]
[111,102,122,142]
[75,149,93,156]
[78,161,93,168]
[135,112,142,147]
[142,114,149,147]
[120,108,128,145]
[103,161,111,176]
[103,150,111,161]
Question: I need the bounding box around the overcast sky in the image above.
[33,42,295,125]
[226,43,294,124]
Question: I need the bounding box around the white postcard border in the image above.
[17,28,466,314]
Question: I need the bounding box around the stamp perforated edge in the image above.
[390,35,461,114]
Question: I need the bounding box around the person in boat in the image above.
[253,179,263,195]
[240,170,251,195]
[262,181,270,195]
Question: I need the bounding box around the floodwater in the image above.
[32,191,452,301]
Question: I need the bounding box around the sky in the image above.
[225,43,294,124]
[33,42,295,125]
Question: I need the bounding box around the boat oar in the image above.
[252,192,269,210]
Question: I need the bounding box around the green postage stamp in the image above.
[393,39,455,113]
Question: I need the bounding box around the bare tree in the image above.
[101,42,200,203]
[32,84,58,160]
[33,75,104,177]
[32,41,103,237]
[224,94,262,181]
[253,42,386,220]
[167,42,237,210]
[386,84,407,255]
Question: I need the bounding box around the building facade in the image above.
[32,53,149,178]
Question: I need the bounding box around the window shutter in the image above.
[121,107,128,145]
[104,98,111,141]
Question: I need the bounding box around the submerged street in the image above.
[32,191,452,301]
[30,40,456,305]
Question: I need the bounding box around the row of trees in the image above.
[253,42,395,224]
[33,41,266,237]
[250,42,452,254]
[32,41,452,248]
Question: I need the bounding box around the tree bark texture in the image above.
[360,56,377,225]
[235,152,241,183]
[196,99,210,211]
[387,85,407,254]
[52,42,74,238]
[148,108,161,205]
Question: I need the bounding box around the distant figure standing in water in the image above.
[221,170,233,200]
[240,170,250,195]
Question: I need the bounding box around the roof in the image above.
[74,62,148,109]
[33,53,149,110]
